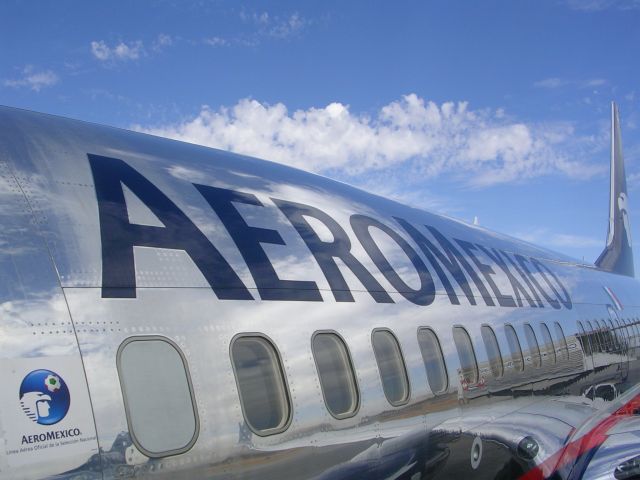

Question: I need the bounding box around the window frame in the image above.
[416,326,449,394]
[613,319,627,349]
[452,325,479,385]
[624,318,633,340]
[620,318,635,341]
[523,323,542,368]
[625,318,634,340]
[595,319,609,351]
[371,328,411,407]
[606,318,619,350]
[577,320,592,356]
[480,324,504,379]
[230,333,293,436]
[540,322,556,365]
[626,318,636,343]
[116,335,200,459]
[619,319,628,344]
[586,320,600,351]
[311,330,360,420]
[553,321,569,361]
[504,324,524,372]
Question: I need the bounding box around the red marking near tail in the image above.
[518,393,640,480]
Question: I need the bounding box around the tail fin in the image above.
[595,102,634,277]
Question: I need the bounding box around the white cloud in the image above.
[135,94,603,187]
[240,11,270,25]
[203,36,229,47]
[3,66,58,92]
[584,78,607,87]
[202,11,307,49]
[628,172,640,189]
[565,0,640,11]
[152,34,173,51]
[91,40,144,62]
[513,228,602,248]
[534,77,607,89]
[268,13,305,38]
[534,77,568,89]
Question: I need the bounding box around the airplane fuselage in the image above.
[0,106,638,480]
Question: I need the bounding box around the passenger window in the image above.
[417,328,448,393]
[312,332,359,419]
[625,319,634,340]
[629,318,638,340]
[595,320,609,350]
[231,335,291,435]
[505,325,524,372]
[621,319,629,342]
[605,319,614,348]
[626,319,636,342]
[577,320,592,356]
[117,336,199,457]
[523,324,541,368]
[540,323,556,365]
[372,330,410,406]
[554,322,569,361]
[452,327,478,385]
[613,319,627,348]
[606,319,619,350]
[586,321,600,351]
[602,319,620,351]
[624,319,633,340]
[481,325,503,378]
[605,319,615,350]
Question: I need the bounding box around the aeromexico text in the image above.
[89,154,572,310]
[22,428,82,445]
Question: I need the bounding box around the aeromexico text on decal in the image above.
[88,154,572,310]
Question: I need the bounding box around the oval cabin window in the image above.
[372,330,410,406]
[523,324,542,368]
[231,335,291,435]
[117,336,199,457]
[554,322,569,361]
[452,326,478,385]
[505,325,524,372]
[312,333,359,419]
[481,325,504,378]
[539,323,556,365]
[417,327,448,394]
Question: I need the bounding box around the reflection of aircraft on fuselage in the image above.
[0,102,639,480]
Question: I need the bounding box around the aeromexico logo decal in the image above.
[88,154,572,310]
[19,370,70,425]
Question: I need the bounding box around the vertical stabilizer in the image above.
[595,102,634,277]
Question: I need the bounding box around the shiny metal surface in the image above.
[0,106,638,479]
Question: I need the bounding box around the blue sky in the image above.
[2,0,640,270]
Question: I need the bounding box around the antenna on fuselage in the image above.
[595,102,634,277]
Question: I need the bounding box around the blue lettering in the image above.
[273,199,393,303]
[195,185,322,301]
[351,215,435,306]
[88,154,252,300]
